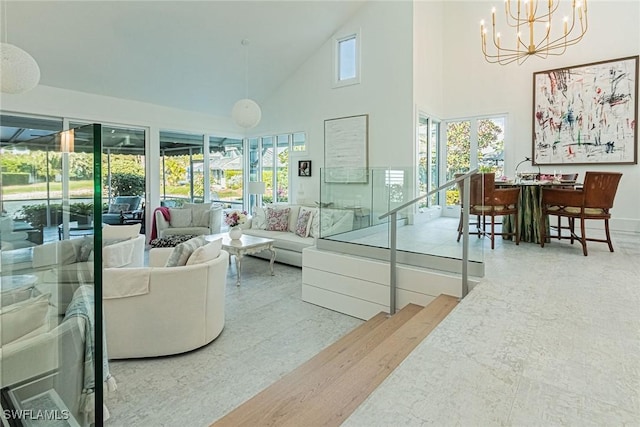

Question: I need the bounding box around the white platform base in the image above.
[302,247,478,320]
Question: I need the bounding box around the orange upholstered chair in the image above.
[457,172,521,249]
[540,172,622,256]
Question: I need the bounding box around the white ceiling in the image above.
[5,1,365,117]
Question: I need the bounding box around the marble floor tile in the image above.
[106,229,640,426]
[509,376,639,427]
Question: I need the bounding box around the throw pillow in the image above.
[1,285,34,308]
[103,238,129,247]
[169,208,192,228]
[266,207,290,231]
[78,236,94,262]
[58,240,80,265]
[186,238,222,265]
[103,223,141,239]
[149,234,198,248]
[0,293,50,346]
[184,203,214,227]
[299,207,317,237]
[165,236,208,267]
[286,206,301,232]
[295,210,312,238]
[310,209,334,238]
[251,207,267,230]
[191,209,211,228]
[108,203,130,214]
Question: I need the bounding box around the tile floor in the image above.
[105,228,640,426]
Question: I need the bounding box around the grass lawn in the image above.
[4,181,243,202]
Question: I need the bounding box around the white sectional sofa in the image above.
[104,243,229,358]
[243,204,354,267]
[2,224,145,314]
[154,202,222,238]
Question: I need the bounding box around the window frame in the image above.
[333,30,361,88]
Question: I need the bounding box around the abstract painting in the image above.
[533,56,638,165]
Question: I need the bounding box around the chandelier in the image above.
[480,0,588,65]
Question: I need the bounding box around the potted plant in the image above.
[70,202,94,225]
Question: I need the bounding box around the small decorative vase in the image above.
[229,226,243,240]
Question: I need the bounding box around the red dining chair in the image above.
[540,172,622,256]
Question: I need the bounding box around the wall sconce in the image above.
[60,129,75,153]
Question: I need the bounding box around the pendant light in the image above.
[231,39,261,129]
[0,1,40,93]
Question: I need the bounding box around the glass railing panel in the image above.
[318,167,486,274]
[1,124,102,426]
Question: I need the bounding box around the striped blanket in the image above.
[64,285,116,423]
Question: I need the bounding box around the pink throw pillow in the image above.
[266,207,290,231]
[295,210,312,237]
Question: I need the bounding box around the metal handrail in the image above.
[378,169,479,221]
[379,168,478,315]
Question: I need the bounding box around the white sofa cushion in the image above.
[103,223,141,239]
[0,293,50,345]
[286,205,301,232]
[186,239,222,265]
[32,239,80,268]
[1,284,34,308]
[252,207,267,230]
[183,203,214,227]
[165,236,208,267]
[243,229,313,253]
[169,208,192,228]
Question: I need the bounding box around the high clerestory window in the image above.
[333,31,360,87]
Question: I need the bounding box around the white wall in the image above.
[257,1,415,207]
[413,0,444,117]
[442,1,640,231]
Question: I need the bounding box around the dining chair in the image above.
[540,171,622,256]
[455,173,481,241]
[549,173,579,239]
[456,172,521,249]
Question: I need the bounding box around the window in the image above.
[292,132,306,152]
[417,113,440,208]
[248,132,304,205]
[444,115,506,207]
[159,131,204,205]
[334,31,360,87]
[209,136,243,209]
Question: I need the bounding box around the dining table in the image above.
[496,179,578,244]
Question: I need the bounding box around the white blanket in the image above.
[102,240,135,268]
[103,268,151,299]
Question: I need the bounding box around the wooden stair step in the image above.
[280,294,459,426]
[212,303,423,427]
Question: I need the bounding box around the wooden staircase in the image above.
[211,294,458,427]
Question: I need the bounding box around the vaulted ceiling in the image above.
[5,1,366,118]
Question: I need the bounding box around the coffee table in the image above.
[206,233,276,286]
[58,222,94,240]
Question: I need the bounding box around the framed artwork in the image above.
[298,160,311,177]
[532,55,638,165]
[324,114,368,183]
